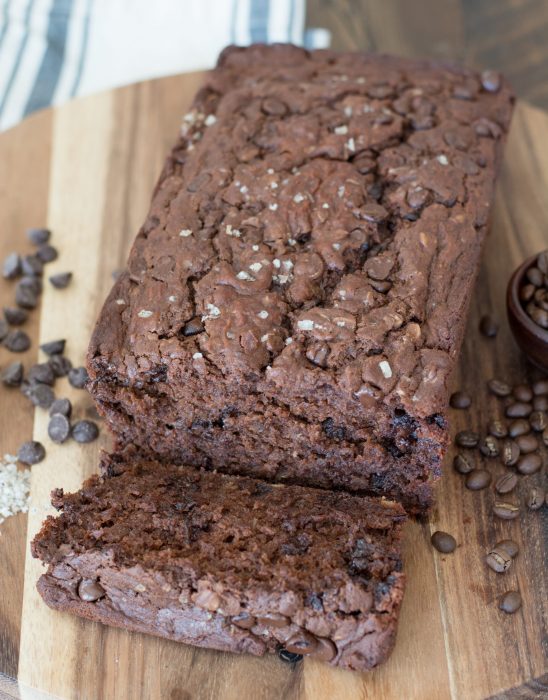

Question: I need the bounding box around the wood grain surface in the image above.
[0,58,547,700]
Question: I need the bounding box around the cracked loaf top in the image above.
[89,44,513,422]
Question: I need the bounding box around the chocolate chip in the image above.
[529,411,547,432]
[312,638,337,663]
[48,414,71,443]
[49,272,72,289]
[492,501,520,520]
[256,613,290,628]
[4,307,28,325]
[231,612,256,629]
[449,391,471,409]
[3,253,21,279]
[479,314,498,337]
[284,630,318,656]
[453,453,474,474]
[77,579,105,602]
[488,420,508,438]
[487,379,512,397]
[499,591,522,614]
[181,317,204,336]
[49,354,72,377]
[455,430,479,448]
[362,203,389,224]
[36,244,58,263]
[71,420,99,443]
[39,339,66,356]
[505,402,532,418]
[481,70,501,93]
[517,453,542,475]
[515,434,538,454]
[21,254,43,277]
[479,435,499,457]
[369,278,392,294]
[18,440,45,465]
[495,540,519,559]
[431,531,456,553]
[495,472,518,495]
[508,419,530,438]
[486,549,512,573]
[465,469,491,491]
[15,282,38,310]
[1,361,23,387]
[261,97,288,116]
[49,397,72,418]
[68,366,89,388]
[526,486,545,510]
[28,363,55,385]
[501,440,520,467]
[277,648,303,664]
[19,275,42,295]
[27,383,55,409]
[0,319,8,341]
[3,329,31,352]
[27,228,51,245]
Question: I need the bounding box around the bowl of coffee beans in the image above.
[507,250,548,371]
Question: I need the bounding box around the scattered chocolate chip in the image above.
[431,531,456,553]
[68,366,89,389]
[15,282,38,310]
[449,391,471,409]
[526,486,545,510]
[47,414,71,444]
[499,590,522,614]
[501,440,520,467]
[495,472,518,495]
[49,272,72,289]
[487,379,512,397]
[517,453,542,475]
[465,469,491,491]
[4,307,28,325]
[492,501,520,520]
[486,549,512,573]
[26,383,55,409]
[21,254,43,277]
[3,329,31,352]
[36,244,58,263]
[28,363,55,386]
[277,647,303,664]
[505,402,532,418]
[479,435,499,457]
[27,227,51,245]
[0,319,8,341]
[49,354,72,377]
[453,453,474,474]
[494,540,519,559]
[49,397,72,418]
[71,420,99,443]
[18,440,45,465]
[40,339,66,356]
[77,579,105,602]
[1,361,23,387]
[479,314,498,337]
[488,420,507,439]
[19,275,42,295]
[231,613,256,629]
[3,252,21,279]
[181,317,204,337]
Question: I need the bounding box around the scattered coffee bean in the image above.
[49,397,72,418]
[453,453,475,474]
[40,339,66,356]
[485,549,512,573]
[4,307,28,325]
[28,363,55,386]
[495,472,518,495]
[68,366,89,389]
[1,361,23,387]
[479,314,498,337]
[455,430,479,448]
[513,384,533,403]
[26,383,55,409]
[479,435,499,457]
[488,420,508,439]
[3,329,31,352]
[18,440,45,465]
[466,469,491,491]
[515,434,538,454]
[532,379,548,395]
[48,414,71,444]
[77,579,105,602]
[49,354,72,377]
[495,540,519,558]
[0,319,8,341]
[522,252,548,328]
[71,420,99,443]
[492,501,520,520]
[36,244,58,263]
[21,254,43,277]
[529,411,547,432]
[499,590,522,614]
[526,486,545,510]
[49,272,72,289]
[277,648,303,664]
[501,440,520,467]
[15,282,38,310]
[431,531,457,553]
[450,391,471,409]
[517,453,542,475]
[505,402,532,418]
[533,395,548,411]
[537,250,548,274]
[487,379,512,397]
[526,266,543,287]
[3,252,21,279]
[27,227,51,245]
[508,419,530,438]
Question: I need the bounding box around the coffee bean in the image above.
[526,486,545,510]
[18,440,45,465]
[528,306,548,329]
[77,579,105,602]
[453,453,474,474]
[0,319,8,342]
[479,314,498,337]
[181,317,204,337]
[529,411,547,432]
[71,420,99,443]
[499,591,522,614]
[4,307,28,325]
[495,540,519,558]
[526,266,543,287]
[68,366,89,389]
[513,384,533,403]
[431,531,457,553]
[508,419,530,438]
[28,363,55,386]
[455,430,479,448]
[49,272,72,289]
[500,440,520,467]
[27,383,55,409]
[3,329,31,352]
[1,362,23,387]
[517,453,542,475]
[450,391,471,409]
[40,339,66,356]
[532,379,548,396]
[48,414,71,444]
[3,252,21,279]
[487,379,512,397]
[49,354,72,377]
[516,434,538,454]
[27,227,51,245]
[36,244,58,263]
[492,501,520,520]
[15,282,38,310]
[533,395,548,411]
[21,254,43,277]
[520,283,536,302]
[495,472,518,495]
[488,420,508,439]
[49,397,72,418]
[479,435,499,457]
[277,648,303,664]
[481,70,501,93]
[466,469,491,491]
[505,402,532,418]
[284,631,318,656]
[485,549,512,573]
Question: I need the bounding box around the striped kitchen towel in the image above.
[0,0,330,131]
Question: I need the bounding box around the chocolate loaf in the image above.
[87,45,513,513]
[32,457,406,671]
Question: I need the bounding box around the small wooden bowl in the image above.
[507,254,548,372]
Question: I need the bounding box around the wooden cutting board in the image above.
[0,73,546,700]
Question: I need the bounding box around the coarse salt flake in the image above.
[204,114,217,126]
[192,352,203,360]
[260,334,269,342]
[268,203,278,211]
[346,138,356,152]
[437,155,449,165]
[240,185,248,194]
[338,186,345,198]
[332,243,341,251]
[236,271,254,281]
[252,245,260,251]
[270,181,278,189]
[168,295,177,302]
[179,229,192,237]
[285,337,293,345]
[138,309,153,318]
[297,319,315,331]
[379,360,393,378]
[257,310,269,319]
[226,225,241,237]
[322,203,330,209]
[293,193,305,203]
[202,303,221,321]
[267,168,274,174]
[334,125,348,135]
[273,259,281,269]
[336,320,346,327]
[249,262,262,273]
[344,106,353,117]
[115,299,126,305]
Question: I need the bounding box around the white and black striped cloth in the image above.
[0,0,329,130]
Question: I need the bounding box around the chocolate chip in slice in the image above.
[49,272,72,289]
[18,440,45,465]
[48,414,71,444]
[77,579,105,602]
[36,244,58,263]
[49,397,72,418]
[431,531,457,553]
[68,366,89,389]
[4,307,28,325]
[479,314,498,337]
[181,317,204,337]
[40,339,66,356]
[449,391,471,409]
[3,329,31,352]
[49,354,72,378]
[27,227,51,245]
[499,591,522,614]
[1,361,23,387]
[71,420,99,443]
[3,252,21,279]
